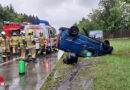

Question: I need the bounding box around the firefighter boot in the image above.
[32,58,37,63]
[2,57,6,62]
[25,55,31,63]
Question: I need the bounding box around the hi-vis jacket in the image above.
[25,35,36,49]
[0,37,10,52]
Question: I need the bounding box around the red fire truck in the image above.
[3,21,24,37]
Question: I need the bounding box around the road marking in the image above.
[0,57,21,66]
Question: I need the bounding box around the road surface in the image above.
[0,53,58,90]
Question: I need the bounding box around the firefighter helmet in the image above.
[20,31,25,34]
[28,29,33,34]
[13,32,17,36]
[1,31,6,35]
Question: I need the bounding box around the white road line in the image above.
[0,57,21,66]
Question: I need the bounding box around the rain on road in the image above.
[0,52,59,90]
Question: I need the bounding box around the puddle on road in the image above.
[0,52,58,90]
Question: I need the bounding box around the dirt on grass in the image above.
[42,59,100,90]
[56,61,100,90]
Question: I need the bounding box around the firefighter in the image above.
[35,37,40,56]
[10,32,19,55]
[53,35,58,51]
[38,32,46,55]
[19,31,26,60]
[0,32,10,61]
[25,30,37,63]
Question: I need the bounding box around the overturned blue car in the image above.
[58,26,113,64]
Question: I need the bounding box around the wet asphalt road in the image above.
[0,52,58,90]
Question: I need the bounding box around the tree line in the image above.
[75,0,130,34]
[0,4,39,30]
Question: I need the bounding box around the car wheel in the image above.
[63,54,78,64]
[108,46,113,54]
[69,26,79,37]
[103,40,110,50]
[63,55,68,64]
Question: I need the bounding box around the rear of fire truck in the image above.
[3,21,24,37]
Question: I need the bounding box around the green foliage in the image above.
[122,0,130,3]
[0,4,39,29]
[108,7,122,31]
[14,14,24,23]
[0,22,3,32]
[76,0,130,33]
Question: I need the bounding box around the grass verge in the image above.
[40,53,73,90]
[41,38,130,90]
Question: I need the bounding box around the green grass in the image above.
[41,38,130,90]
[80,38,130,90]
[83,55,130,90]
[110,38,130,54]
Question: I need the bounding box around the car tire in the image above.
[63,54,78,64]
[69,26,79,37]
[103,40,110,50]
[63,55,68,64]
[108,46,113,54]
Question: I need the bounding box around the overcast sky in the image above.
[0,0,100,29]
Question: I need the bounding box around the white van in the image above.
[24,25,56,54]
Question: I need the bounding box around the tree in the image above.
[107,7,122,31]
[0,4,40,29]
[120,1,130,29]
[9,4,15,13]
[76,0,129,33]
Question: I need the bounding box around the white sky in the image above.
[0,0,100,30]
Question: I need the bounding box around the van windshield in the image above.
[33,29,44,38]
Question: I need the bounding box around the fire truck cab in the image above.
[3,21,24,37]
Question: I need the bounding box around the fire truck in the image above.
[3,21,24,37]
